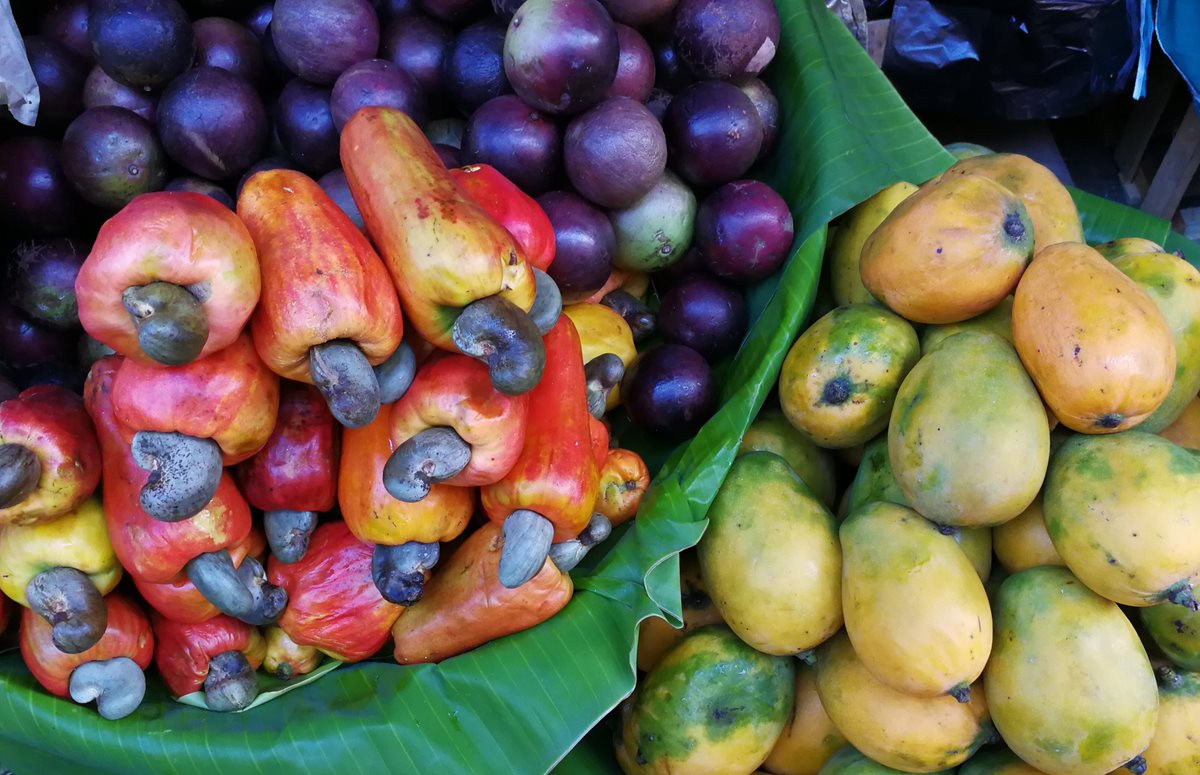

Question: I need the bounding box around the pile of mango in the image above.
[619,150,1200,775]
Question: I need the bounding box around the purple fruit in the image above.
[318,169,366,231]
[658,273,746,358]
[673,0,779,80]
[82,65,157,122]
[738,76,780,161]
[272,0,380,85]
[622,343,715,439]
[491,0,527,20]
[664,79,762,188]
[9,238,88,329]
[652,38,692,92]
[158,67,268,180]
[375,0,420,23]
[565,96,665,209]
[10,361,86,393]
[88,0,195,89]
[695,180,793,282]
[60,106,167,210]
[275,79,339,177]
[418,0,488,24]
[382,16,453,113]
[504,0,619,115]
[24,36,88,128]
[600,0,677,26]
[607,24,654,102]
[331,59,428,131]
[536,190,614,300]
[0,374,15,402]
[443,18,512,117]
[651,244,703,289]
[645,87,672,122]
[0,304,77,366]
[194,18,264,86]
[40,0,92,61]
[0,138,87,237]
[164,176,235,208]
[462,95,561,196]
[242,3,274,38]
[236,157,296,197]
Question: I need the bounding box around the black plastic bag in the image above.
[882,0,1141,120]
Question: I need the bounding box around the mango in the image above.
[779,305,920,449]
[938,154,1083,253]
[1012,242,1176,434]
[889,331,1049,527]
[1159,394,1200,448]
[816,746,954,775]
[1110,252,1200,432]
[1093,237,1164,261]
[958,747,1050,775]
[763,661,848,775]
[944,142,994,160]
[920,296,1014,354]
[992,494,1063,575]
[984,566,1158,775]
[636,551,724,672]
[1140,603,1200,671]
[1142,668,1200,775]
[615,625,795,775]
[814,631,992,773]
[828,182,919,307]
[860,174,1033,324]
[698,452,842,655]
[840,502,992,699]
[739,410,838,509]
[1043,432,1200,609]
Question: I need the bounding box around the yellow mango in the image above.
[840,502,991,699]
[1092,237,1164,261]
[992,495,1063,575]
[984,566,1157,775]
[1142,668,1200,775]
[698,452,842,655]
[920,296,1014,354]
[761,661,847,775]
[814,631,991,773]
[636,551,724,672]
[828,182,919,306]
[1159,394,1200,448]
[564,302,638,409]
[738,410,838,510]
[818,746,955,775]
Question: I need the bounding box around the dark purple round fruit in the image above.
[158,67,268,180]
[9,238,88,329]
[10,361,86,393]
[651,244,703,289]
[673,0,779,80]
[0,138,86,237]
[600,0,677,26]
[271,0,380,85]
[607,24,654,102]
[275,79,339,177]
[461,95,561,196]
[0,374,15,402]
[565,97,665,209]
[536,190,614,300]
[24,36,88,128]
[193,17,264,86]
[242,3,274,38]
[652,38,692,92]
[664,79,762,188]
[382,16,453,113]
[40,0,92,61]
[82,65,157,122]
[645,87,672,122]
[658,273,746,358]
[375,0,419,23]
[443,18,512,117]
[164,176,235,208]
[491,0,527,20]
[236,157,296,197]
[88,0,195,89]
[738,76,779,161]
[434,144,461,168]
[696,180,793,282]
[0,303,77,366]
[418,0,488,24]
[622,343,715,439]
[504,0,619,115]
[331,59,428,131]
[60,106,167,210]
[318,169,365,232]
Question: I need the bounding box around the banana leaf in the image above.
[4,1,1194,773]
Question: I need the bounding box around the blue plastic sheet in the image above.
[1156,0,1200,109]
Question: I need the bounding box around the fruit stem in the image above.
[1164,580,1200,612]
[1123,755,1147,775]
[948,683,971,703]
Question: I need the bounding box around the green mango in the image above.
[1140,603,1200,671]
[958,747,1049,774]
[817,745,954,775]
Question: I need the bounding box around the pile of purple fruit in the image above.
[1,0,794,440]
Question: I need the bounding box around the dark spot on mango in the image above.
[415,198,430,219]
[1175,619,1187,634]
[1105,552,1119,566]
[635,749,647,765]
[710,706,742,725]
[821,375,853,406]
[1097,413,1123,429]
[936,524,958,537]
[1003,211,1027,243]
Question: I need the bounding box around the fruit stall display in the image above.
[1,3,1199,775]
